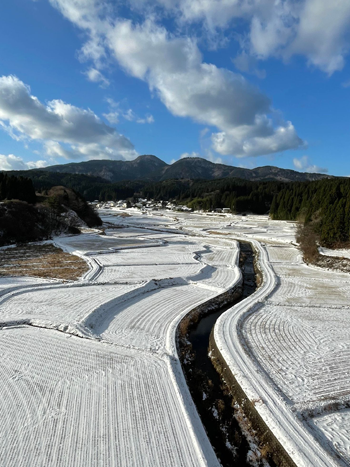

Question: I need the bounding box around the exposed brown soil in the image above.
[0,243,88,280]
[314,254,350,273]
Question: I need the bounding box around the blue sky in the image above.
[0,0,350,175]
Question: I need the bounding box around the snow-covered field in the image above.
[2,208,350,466]
[0,212,243,467]
[200,214,350,466]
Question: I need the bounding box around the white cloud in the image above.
[293,155,328,174]
[84,67,110,87]
[212,119,304,158]
[0,154,48,171]
[107,19,303,156]
[120,0,350,75]
[286,0,350,75]
[137,114,154,124]
[0,75,137,161]
[49,2,305,158]
[103,111,120,124]
[104,102,154,125]
[342,80,350,88]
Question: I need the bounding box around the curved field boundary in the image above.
[164,241,242,466]
[213,238,340,467]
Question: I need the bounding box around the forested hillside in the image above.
[0,173,36,203]
[6,170,283,214]
[143,178,284,214]
[270,178,350,246]
[0,173,101,246]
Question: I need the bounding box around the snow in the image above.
[0,327,208,467]
[313,409,350,463]
[319,246,350,259]
[0,221,242,466]
[3,209,349,466]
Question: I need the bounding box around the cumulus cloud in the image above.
[0,75,137,161]
[0,154,48,171]
[49,1,305,158]
[104,102,154,125]
[293,156,328,174]
[212,119,304,158]
[84,67,110,87]
[120,0,350,75]
[106,19,302,156]
[103,111,120,124]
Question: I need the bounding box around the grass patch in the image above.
[0,243,88,281]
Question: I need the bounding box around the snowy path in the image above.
[0,223,241,466]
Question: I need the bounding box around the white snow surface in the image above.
[197,214,349,467]
[313,409,350,463]
[0,219,242,466]
[319,246,350,259]
[3,209,349,466]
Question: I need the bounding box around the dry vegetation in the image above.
[297,222,350,273]
[296,223,320,263]
[0,243,88,280]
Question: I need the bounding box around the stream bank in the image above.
[177,242,272,466]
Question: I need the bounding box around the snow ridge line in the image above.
[0,278,133,307]
[81,256,102,281]
[214,238,340,467]
[81,278,188,333]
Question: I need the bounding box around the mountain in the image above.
[34,155,330,183]
[159,157,330,182]
[43,155,167,182]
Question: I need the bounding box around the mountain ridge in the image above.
[25,155,331,183]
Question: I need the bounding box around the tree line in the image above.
[270,178,350,246]
[5,168,350,247]
[0,173,36,203]
[4,170,284,214]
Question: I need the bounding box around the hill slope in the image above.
[44,155,167,182]
[39,155,331,183]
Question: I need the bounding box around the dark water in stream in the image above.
[179,243,258,467]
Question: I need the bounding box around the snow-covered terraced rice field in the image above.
[1,222,243,467]
[0,327,210,467]
[0,283,139,325]
[56,233,157,255]
[313,409,350,463]
[200,247,237,267]
[95,263,203,283]
[266,245,302,263]
[88,284,216,352]
[243,303,350,404]
[319,246,350,259]
[6,209,350,467]
[94,244,200,266]
[190,267,239,292]
[0,277,50,295]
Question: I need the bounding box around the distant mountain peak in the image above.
[36,155,331,183]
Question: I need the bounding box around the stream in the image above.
[179,242,258,466]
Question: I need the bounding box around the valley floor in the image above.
[0,209,349,466]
